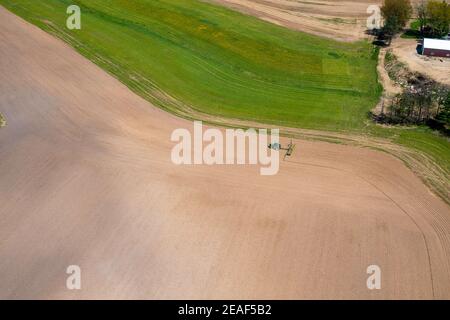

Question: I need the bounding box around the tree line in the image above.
[387,82,450,133]
[375,60,450,135]
[381,0,450,38]
[416,0,450,37]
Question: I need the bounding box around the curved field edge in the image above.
[0,1,448,204]
[196,118,450,205]
[0,0,381,132]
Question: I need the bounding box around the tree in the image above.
[381,0,413,36]
[417,0,428,35]
[436,91,450,129]
[427,0,450,38]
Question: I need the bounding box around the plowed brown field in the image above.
[0,6,449,299]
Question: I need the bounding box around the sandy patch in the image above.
[391,37,450,86]
[209,0,381,41]
[210,0,424,42]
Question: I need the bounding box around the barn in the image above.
[422,38,450,58]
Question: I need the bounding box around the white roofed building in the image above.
[422,38,450,58]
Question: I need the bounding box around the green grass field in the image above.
[1,0,448,201]
[386,127,449,203]
[0,0,381,131]
[370,125,450,175]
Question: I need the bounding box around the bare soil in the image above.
[209,0,383,41]
[210,1,424,41]
[1,6,450,299]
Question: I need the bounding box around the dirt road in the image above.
[211,1,425,42]
[1,6,449,299]
[210,0,381,41]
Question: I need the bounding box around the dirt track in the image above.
[210,0,381,41]
[1,6,450,299]
[211,0,424,42]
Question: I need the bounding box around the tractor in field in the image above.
[268,140,296,160]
